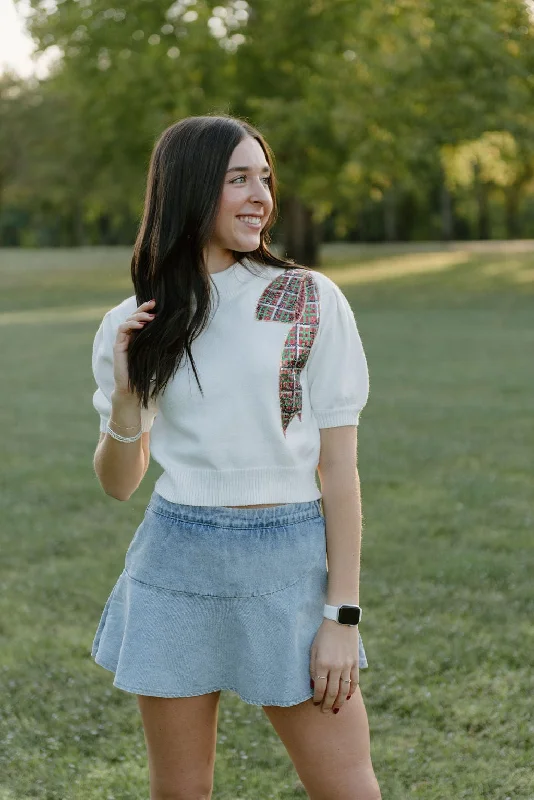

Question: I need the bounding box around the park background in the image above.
[1,1,533,798]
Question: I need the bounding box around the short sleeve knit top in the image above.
[92,258,369,505]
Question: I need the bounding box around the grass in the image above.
[0,242,533,799]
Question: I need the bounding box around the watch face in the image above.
[338,605,361,625]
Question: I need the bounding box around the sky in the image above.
[0,0,58,79]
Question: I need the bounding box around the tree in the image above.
[5,0,534,249]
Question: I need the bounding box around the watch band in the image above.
[323,603,362,626]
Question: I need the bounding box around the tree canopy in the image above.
[2,0,534,257]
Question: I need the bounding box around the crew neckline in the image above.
[209,257,266,300]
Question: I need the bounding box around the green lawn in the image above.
[1,243,533,799]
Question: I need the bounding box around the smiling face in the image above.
[206,136,274,272]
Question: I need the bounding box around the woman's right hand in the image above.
[113,299,157,395]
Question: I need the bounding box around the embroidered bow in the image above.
[256,268,320,436]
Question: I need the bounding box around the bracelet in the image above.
[106,423,142,443]
[109,418,140,430]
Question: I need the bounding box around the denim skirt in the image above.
[91,490,368,707]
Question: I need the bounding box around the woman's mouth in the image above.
[236,215,263,229]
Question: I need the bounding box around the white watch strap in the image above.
[323,603,340,622]
[323,603,362,623]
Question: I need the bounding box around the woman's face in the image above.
[208,136,274,265]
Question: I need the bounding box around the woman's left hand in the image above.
[310,618,360,713]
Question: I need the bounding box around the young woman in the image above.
[91,114,381,800]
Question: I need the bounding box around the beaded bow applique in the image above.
[255,268,320,437]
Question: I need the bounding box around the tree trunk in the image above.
[282,194,321,266]
[473,161,490,240]
[63,200,87,246]
[505,185,520,239]
[383,188,397,241]
[98,213,113,245]
[440,182,454,241]
[73,201,87,246]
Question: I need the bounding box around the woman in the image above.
[91,114,381,800]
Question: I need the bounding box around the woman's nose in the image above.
[250,179,271,202]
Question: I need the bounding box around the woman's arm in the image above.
[93,392,151,501]
[316,425,362,606]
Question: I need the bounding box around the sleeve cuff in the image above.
[313,406,362,428]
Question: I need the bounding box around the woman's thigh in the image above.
[137,690,221,799]
[263,687,381,800]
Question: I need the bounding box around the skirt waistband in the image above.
[147,491,323,528]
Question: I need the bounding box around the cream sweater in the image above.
[92,258,369,505]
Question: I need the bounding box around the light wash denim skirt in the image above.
[91,490,368,707]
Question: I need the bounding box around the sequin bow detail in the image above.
[255,268,320,437]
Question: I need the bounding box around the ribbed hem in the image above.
[154,465,322,506]
[313,406,362,428]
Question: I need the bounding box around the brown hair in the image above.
[128,114,305,406]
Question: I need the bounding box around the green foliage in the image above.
[2,0,534,246]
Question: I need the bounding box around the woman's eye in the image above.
[231,175,271,185]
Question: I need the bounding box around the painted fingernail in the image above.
[346,694,351,700]
[333,708,339,714]
[310,679,314,689]
[313,701,321,706]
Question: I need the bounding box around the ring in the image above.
[342,679,351,683]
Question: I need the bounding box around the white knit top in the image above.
[92,258,369,505]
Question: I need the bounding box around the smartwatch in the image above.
[323,603,362,627]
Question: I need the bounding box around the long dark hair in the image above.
[128,114,305,409]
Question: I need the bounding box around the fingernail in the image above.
[333,708,339,714]
[313,701,321,706]
[310,679,314,689]
[346,694,351,700]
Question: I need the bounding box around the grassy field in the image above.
[0,242,533,799]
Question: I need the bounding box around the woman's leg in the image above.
[263,686,381,800]
[137,690,221,800]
